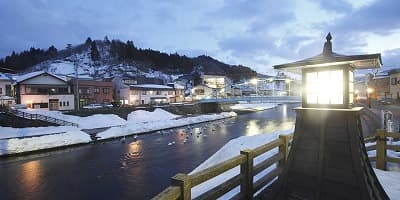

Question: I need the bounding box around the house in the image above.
[388,69,400,99]
[368,72,390,100]
[113,76,165,105]
[14,71,75,110]
[200,74,232,97]
[0,73,14,106]
[127,84,183,105]
[69,78,114,108]
[191,85,215,100]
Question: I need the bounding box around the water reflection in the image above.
[246,120,260,136]
[20,160,42,196]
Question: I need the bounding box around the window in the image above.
[349,71,354,104]
[60,102,62,107]
[156,90,161,95]
[168,91,173,95]
[94,88,100,94]
[103,88,109,94]
[141,90,146,95]
[306,70,343,105]
[0,88,2,95]
[63,101,66,106]
[195,89,205,95]
[392,78,398,85]
[130,90,138,95]
[66,101,69,106]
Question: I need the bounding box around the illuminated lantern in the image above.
[274,33,381,108]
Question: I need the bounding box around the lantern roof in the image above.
[273,33,382,73]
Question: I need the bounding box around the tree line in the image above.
[0,37,257,82]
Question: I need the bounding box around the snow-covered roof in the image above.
[15,71,67,83]
[0,73,11,81]
[130,84,173,89]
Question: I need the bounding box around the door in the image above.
[49,99,59,110]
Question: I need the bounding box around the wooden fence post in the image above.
[278,135,290,168]
[376,129,387,170]
[171,173,191,200]
[240,149,254,199]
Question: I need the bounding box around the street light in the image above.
[250,78,258,96]
[267,33,387,199]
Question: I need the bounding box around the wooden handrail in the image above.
[364,129,400,170]
[190,155,246,187]
[152,133,293,200]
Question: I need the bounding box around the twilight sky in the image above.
[1,0,399,74]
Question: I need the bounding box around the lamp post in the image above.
[267,33,388,199]
[250,78,258,96]
[367,87,373,108]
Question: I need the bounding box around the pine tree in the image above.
[104,36,110,44]
[91,41,100,61]
[85,37,93,45]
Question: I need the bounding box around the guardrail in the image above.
[198,96,301,103]
[365,129,400,170]
[8,109,79,127]
[152,134,293,200]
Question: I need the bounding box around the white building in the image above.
[14,71,75,110]
[199,74,232,97]
[0,73,13,106]
[125,84,184,105]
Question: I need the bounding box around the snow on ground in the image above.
[98,112,237,140]
[0,109,237,155]
[21,109,127,129]
[230,103,278,111]
[191,130,400,199]
[0,129,91,156]
[127,108,180,123]
[0,126,81,139]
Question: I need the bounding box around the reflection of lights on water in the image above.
[129,140,142,154]
[246,120,260,136]
[282,104,287,119]
[21,160,42,193]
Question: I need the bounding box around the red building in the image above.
[70,79,114,108]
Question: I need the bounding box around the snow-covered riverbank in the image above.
[0,108,238,156]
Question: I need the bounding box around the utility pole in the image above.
[67,44,79,111]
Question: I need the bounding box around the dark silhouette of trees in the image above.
[90,41,100,61]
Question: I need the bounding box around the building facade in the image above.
[14,71,74,110]
[0,73,14,107]
[127,84,184,105]
[70,79,114,108]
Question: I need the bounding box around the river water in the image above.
[0,103,298,200]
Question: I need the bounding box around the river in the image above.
[0,103,299,200]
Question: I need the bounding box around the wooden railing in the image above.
[365,129,400,170]
[152,134,293,200]
[8,109,79,127]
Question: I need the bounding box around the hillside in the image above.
[0,37,257,82]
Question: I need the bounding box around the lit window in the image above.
[306,70,343,105]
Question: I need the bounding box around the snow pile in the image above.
[365,140,400,171]
[21,109,127,129]
[0,130,91,156]
[0,126,81,139]
[98,112,237,140]
[230,103,278,111]
[190,128,293,199]
[127,108,180,123]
